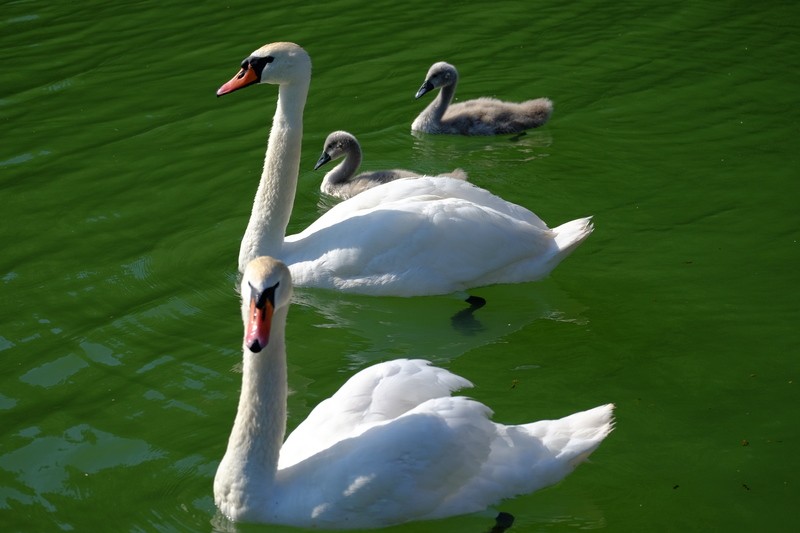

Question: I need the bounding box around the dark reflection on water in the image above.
[290,278,588,368]
[450,295,488,335]
[486,512,515,532]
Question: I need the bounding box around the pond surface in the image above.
[1,0,798,531]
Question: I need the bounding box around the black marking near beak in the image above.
[253,281,278,311]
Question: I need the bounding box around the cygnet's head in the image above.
[415,61,458,99]
[314,131,360,170]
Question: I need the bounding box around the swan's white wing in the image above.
[278,359,472,469]
[282,177,581,296]
[273,396,494,529]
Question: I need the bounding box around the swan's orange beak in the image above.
[245,294,273,353]
[217,66,259,97]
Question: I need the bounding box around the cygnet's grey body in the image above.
[314,131,468,199]
[412,61,553,135]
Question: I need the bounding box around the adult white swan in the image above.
[214,256,615,528]
[412,61,553,135]
[314,130,468,200]
[217,42,592,297]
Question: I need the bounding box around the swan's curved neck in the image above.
[219,308,289,494]
[239,80,310,271]
[324,145,362,186]
[428,82,456,123]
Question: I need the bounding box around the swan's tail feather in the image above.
[552,216,594,256]
[445,168,470,181]
[554,403,615,467]
[521,97,554,126]
[521,402,614,483]
[430,403,613,519]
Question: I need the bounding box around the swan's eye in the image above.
[254,281,280,310]
[244,56,274,78]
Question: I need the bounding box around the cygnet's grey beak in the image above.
[314,152,332,170]
[415,80,435,99]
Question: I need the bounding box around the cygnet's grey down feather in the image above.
[314,130,468,199]
[412,61,553,135]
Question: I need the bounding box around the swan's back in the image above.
[301,177,549,235]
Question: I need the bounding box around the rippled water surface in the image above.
[2,0,798,531]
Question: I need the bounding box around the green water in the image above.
[2,0,798,531]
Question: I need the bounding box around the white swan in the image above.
[412,61,553,135]
[214,256,615,528]
[314,130,468,200]
[217,42,591,297]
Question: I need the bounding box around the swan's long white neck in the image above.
[215,306,288,510]
[238,79,309,272]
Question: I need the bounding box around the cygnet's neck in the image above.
[324,144,362,186]
[427,81,456,124]
[239,80,310,272]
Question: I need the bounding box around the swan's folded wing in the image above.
[274,396,494,528]
[282,177,567,295]
[278,359,472,469]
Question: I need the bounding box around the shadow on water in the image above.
[450,294,488,335]
[486,512,515,532]
[290,278,588,368]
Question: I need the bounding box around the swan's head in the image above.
[240,256,293,353]
[217,42,312,97]
[314,130,359,170]
[415,61,458,99]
